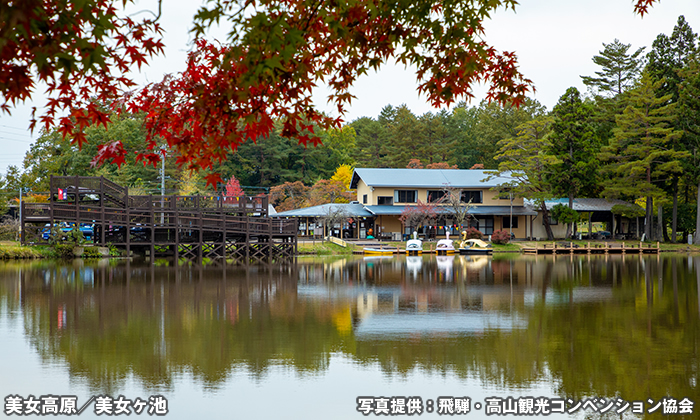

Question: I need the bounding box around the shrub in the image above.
[0,218,19,241]
[82,246,103,258]
[463,227,483,240]
[491,229,511,245]
[53,243,75,258]
[48,225,85,258]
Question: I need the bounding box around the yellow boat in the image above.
[363,247,394,256]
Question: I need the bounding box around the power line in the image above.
[0,125,32,132]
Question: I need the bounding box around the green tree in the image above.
[489,116,557,240]
[678,60,700,244]
[473,98,546,168]
[600,72,688,240]
[350,117,388,168]
[581,39,646,97]
[646,16,698,241]
[385,105,423,168]
[647,15,698,102]
[451,103,481,169]
[546,87,600,238]
[323,126,357,167]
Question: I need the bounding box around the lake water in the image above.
[1,254,699,419]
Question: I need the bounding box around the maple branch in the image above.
[129,0,163,23]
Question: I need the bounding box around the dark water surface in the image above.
[1,254,699,419]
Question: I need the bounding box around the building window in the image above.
[363,194,367,204]
[395,190,417,203]
[503,216,518,229]
[427,190,446,203]
[470,216,494,235]
[377,196,393,205]
[461,190,482,204]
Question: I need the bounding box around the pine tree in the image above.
[646,15,698,240]
[490,116,557,239]
[600,72,689,240]
[546,87,600,238]
[581,39,645,97]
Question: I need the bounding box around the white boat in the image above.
[436,231,456,255]
[405,231,423,255]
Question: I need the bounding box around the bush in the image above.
[48,225,85,258]
[463,227,483,240]
[491,229,511,245]
[0,218,19,241]
[82,246,104,258]
[53,243,75,258]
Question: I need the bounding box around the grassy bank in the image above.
[0,241,117,259]
[0,241,51,259]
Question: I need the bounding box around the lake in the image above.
[1,254,699,419]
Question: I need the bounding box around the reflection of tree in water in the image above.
[1,256,699,403]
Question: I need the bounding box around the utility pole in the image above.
[18,187,23,242]
[509,190,513,239]
[160,148,166,224]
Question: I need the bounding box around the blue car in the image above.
[41,223,94,241]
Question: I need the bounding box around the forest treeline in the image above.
[0,16,699,241]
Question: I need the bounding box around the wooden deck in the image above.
[522,241,660,255]
[21,176,297,264]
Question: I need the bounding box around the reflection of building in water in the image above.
[354,312,528,338]
[356,293,378,319]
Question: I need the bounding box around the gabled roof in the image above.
[273,202,373,218]
[349,168,511,189]
[542,198,642,213]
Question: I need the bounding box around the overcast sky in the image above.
[1,0,698,176]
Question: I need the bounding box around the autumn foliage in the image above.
[2,0,661,183]
[103,0,542,185]
[270,178,355,212]
[223,176,244,198]
[0,0,164,150]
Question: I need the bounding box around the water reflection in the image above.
[1,254,699,405]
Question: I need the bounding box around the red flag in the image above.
[58,188,64,200]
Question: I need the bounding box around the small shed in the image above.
[543,198,644,239]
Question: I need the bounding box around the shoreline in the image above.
[2,240,699,260]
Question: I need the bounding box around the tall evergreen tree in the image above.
[546,87,600,238]
[647,15,698,102]
[581,39,646,97]
[491,116,557,239]
[600,72,688,240]
[472,98,546,168]
[351,117,388,168]
[678,59,700,244]
[646,15,698,240]
[386,105,423,167]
